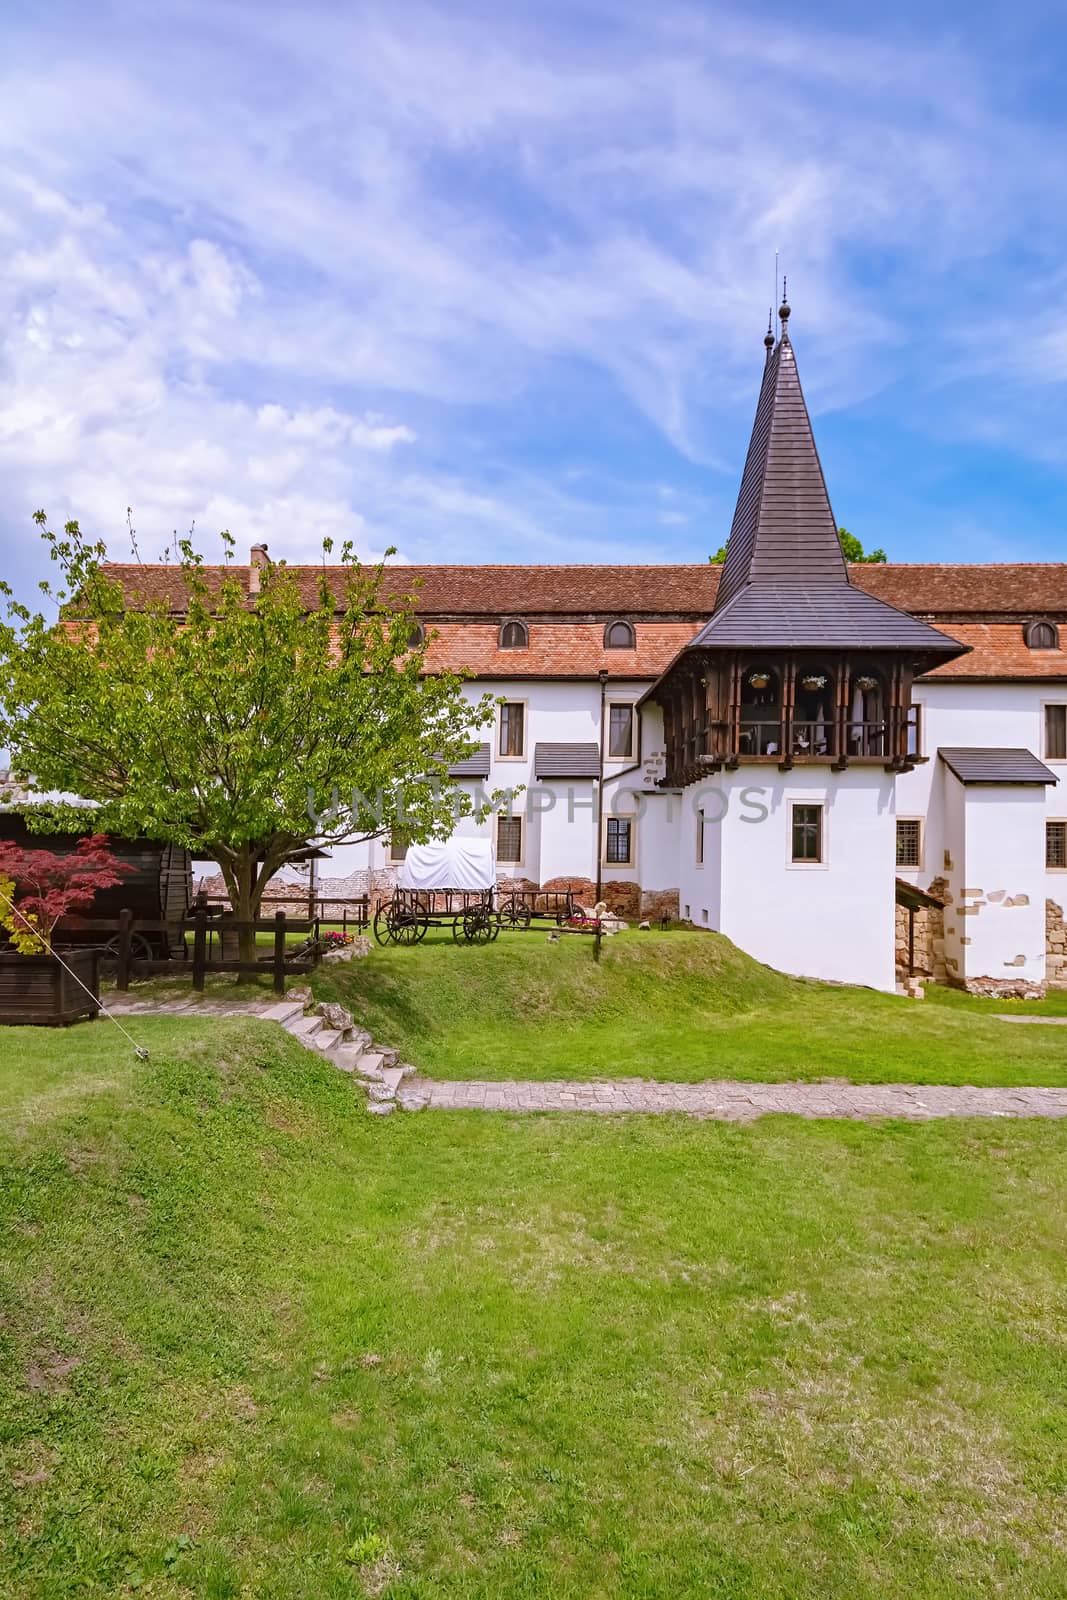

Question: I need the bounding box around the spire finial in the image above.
[778,275,791,338]
[764,308,775,352]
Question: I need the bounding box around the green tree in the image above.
[709,528,887,564]
[836,527,887,564]
[0,516,496,963]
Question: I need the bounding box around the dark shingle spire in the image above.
[714,296,846,615]
[686,300,969,662]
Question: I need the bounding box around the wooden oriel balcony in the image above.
[659,652,922,786]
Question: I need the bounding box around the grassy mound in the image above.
[3,1021,1067,1596]
[313,928,1067,1086]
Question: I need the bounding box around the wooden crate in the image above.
[0,948,101,1026]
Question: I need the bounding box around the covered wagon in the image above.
[374,839,499,945]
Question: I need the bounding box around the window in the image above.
[406,621,425,648]
[791,804,823,864]
[389,830,410,862]
[499,620,528,650]
[896,818,922,868]
[604,619,635,649]
[499,701,525,757]
[696,807,705,865]
[906,703,923,758]
[1026,620,1059,650]
[1045,705,1067,761]
[605,816,633,865]
[497,814,523,863]
[1048,822,1067,870]
[607,703,635,760]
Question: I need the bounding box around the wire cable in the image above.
[0,885,150,1059]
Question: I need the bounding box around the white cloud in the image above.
[0,0,1065,587]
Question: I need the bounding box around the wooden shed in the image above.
[0,780,193,956]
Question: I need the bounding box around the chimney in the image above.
[249,543,268,595]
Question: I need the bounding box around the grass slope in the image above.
[2,1022,1067,1597]
[312,930,1067,1085]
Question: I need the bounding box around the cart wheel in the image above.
[451,914,465,943]
[462,909,495,945]
[100,932,154,978]
[391,909,425,946]
[373,906,394,946]
[499,900,532,930]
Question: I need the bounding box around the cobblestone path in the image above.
[399,1077,1067,1121]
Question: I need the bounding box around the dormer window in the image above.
[406,621,425,648]
[604,619,636,649]
[1025,620,1059,651]
[499,619,528,650]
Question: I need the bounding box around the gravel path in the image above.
[398,1077,1067,1121]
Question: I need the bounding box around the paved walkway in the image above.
[105,997,1067,1121]
[399,1077,1067,1121]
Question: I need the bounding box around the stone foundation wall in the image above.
[541,877,642,918]
[1048,899,1067,988]
[639,888,681,922]
[895,876,948,984]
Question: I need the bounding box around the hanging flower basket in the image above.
[855,674,879,692]
[747,670,771,690]
[800,673,828,691]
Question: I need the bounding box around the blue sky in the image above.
[2,0,1066,608]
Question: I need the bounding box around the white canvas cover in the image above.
[396,838,496,892]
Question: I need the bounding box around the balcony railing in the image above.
[672,717,900,769]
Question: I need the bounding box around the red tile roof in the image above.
[99,559,1067,680]
[99,562,719,616]
[919,623,1067,680]
[422,621,701,678]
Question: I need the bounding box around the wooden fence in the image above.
[114,906,322,996]
[197,894,371,933]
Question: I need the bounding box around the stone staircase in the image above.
[108,993,416,1114]
[257,999,415,1113]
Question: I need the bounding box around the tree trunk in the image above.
[214,845,291,982]
[215,849,260,979]
[233,851,260,975]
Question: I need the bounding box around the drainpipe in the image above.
[595,668,609,905]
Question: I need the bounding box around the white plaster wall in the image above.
[679,766,897,989]
[897,682,1066,895]
[952,784,1048,986]
[534,781,596,881]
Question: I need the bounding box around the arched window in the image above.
[794,665,836,757]
[1025,620,1059,650]
[740,665,780,756]
[499,619,529,650]
[603,619,636,649]
[406,621,425,648]
[848,667,885,757]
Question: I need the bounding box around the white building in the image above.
[106,301,1067,995]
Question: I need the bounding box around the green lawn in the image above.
[310,929,1067,1086]
[2,1021,1067,1597]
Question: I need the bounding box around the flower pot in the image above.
[0,947,101,1026]
[800,675,827,691]
[747,671,771,690]
[855,675,878,692]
